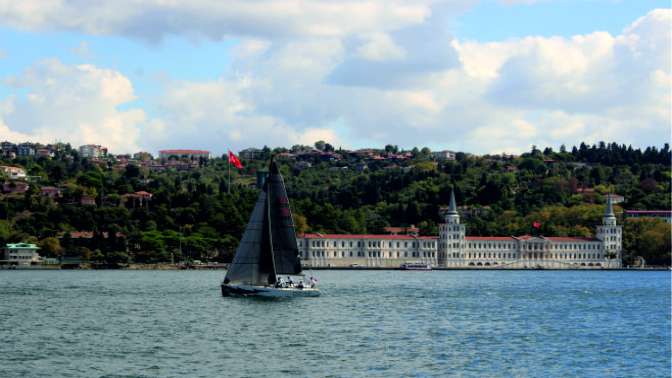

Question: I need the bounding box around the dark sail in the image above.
[267,161,302,275]
[224,187,275,286]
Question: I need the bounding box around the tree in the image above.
[39,237,64,258]
[623,219,671,265]
[314,141,326,151]
[293,213,309,234]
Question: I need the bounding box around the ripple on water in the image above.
[0,270,669,378]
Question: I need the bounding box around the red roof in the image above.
[545,236,599,242]
[65,231,125,239]
[466,236,515,241]
[300,233,437,240]
[159,149,210,155]
[467,235,598,242]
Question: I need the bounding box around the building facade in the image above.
[298,192,622,269]
[298,234,438,268]
[0,165,26,179]
[3,243,41,265]
[17,143,36,157]
[431,150,456,161]
[159,149,210,160]
[79,144,108,159]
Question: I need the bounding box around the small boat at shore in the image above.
[221,159,319,298]
[400,262,432,271]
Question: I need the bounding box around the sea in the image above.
[0,270,669,378]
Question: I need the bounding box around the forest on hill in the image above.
[0,142,670,265]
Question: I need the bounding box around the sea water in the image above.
[0,270,669,378]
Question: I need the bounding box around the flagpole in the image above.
[228,153,231,194]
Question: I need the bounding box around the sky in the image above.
[0,0,669,155]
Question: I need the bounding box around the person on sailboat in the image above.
[287,276,294,287]
[309,276,317,288]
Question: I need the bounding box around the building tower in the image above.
[439,189,465,267]
[596,194,622,268]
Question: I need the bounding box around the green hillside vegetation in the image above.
[0,142,669,265]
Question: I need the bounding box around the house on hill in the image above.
[41,186,62,199]
[80,195,96,206]
[0,165,26,180]
[122,191,153,208]
[2,243,41,265]
[2,181,29,194]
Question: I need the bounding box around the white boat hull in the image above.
[221,283,320,297]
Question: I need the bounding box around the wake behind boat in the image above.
[221,159,320,298]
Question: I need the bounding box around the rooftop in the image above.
[300,233,437,240]
[6,243,39,249]
[466,236,515,241]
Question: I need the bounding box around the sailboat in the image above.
[221,159,320,297]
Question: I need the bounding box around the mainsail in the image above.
[224,160,301,286]
[267,161,302,275]
[224,186,275,286]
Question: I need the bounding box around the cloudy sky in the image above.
[0,0,669,155]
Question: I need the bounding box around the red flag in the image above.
[228,150,243,169]
[532,221,542,229]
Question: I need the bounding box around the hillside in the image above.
[0,142,669,265]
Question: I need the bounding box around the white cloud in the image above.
[138,9,670,154]
[0,0,433,42]
[0,3,668,155]
[356,33,406,61]
[0,59,148,152]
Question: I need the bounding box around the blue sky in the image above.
[457,0,670,40]
[0,0,669,154]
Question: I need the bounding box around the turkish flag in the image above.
[228,150,243,169]
[532,221,542,229]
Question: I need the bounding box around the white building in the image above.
[79,144,108,159]
[239,148,263,160]
[3,243,41,265]
[431,150,456,161]
[158,149,210,160]
[298,233,438,268]
[298,192,622,269]
[0,165,26,180]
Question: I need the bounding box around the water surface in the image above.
[0,270,669,377]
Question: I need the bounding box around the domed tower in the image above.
[439,189,465,267]
[596,195,622,268]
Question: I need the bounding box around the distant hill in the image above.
[0,141,669,265]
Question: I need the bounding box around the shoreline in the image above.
[0,264,668,271]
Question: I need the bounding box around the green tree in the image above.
[39,237,64,258]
